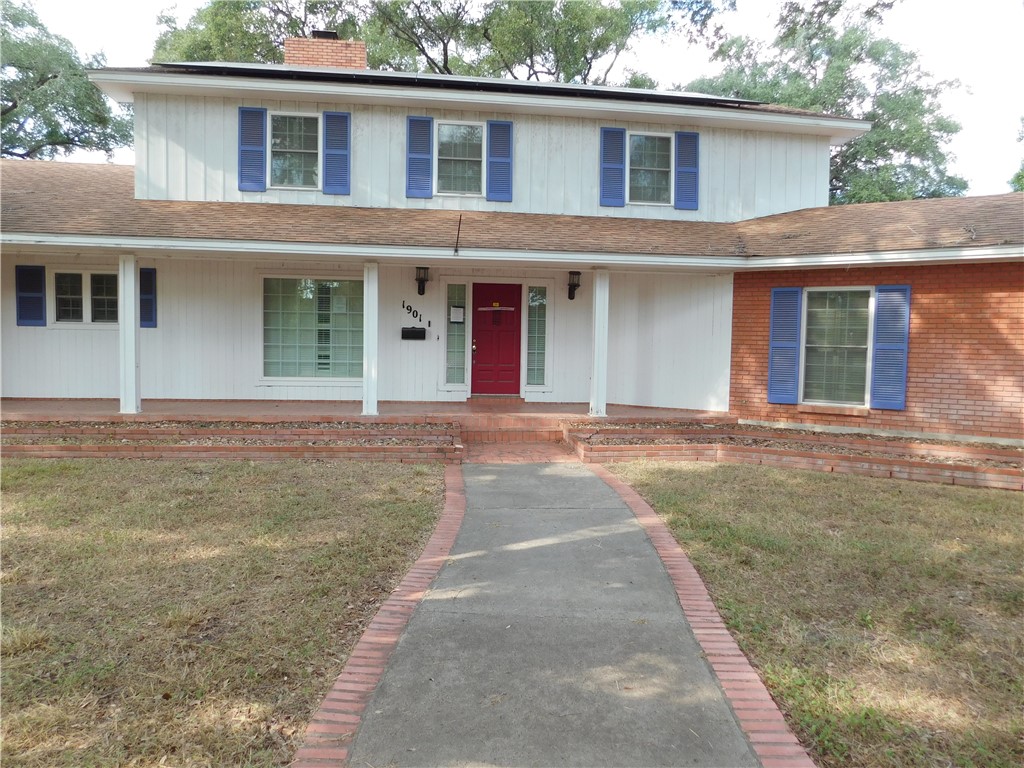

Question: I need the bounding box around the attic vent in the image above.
[312,30,339,40]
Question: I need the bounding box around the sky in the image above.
[25,0,1024,197]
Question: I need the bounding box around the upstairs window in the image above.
[601,128,698,210]
[407,117,513,201]
[270,114,319,188]
[437,122,484,195]
[628,133,672,204]
[238,108,350,195]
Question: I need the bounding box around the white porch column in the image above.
[362,262,380,416]
[118,254,141,414]
[589,269,610,417]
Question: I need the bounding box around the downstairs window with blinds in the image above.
[263,278,363,378]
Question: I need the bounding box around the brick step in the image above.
[461,428,564,444]
[2,441,464,463]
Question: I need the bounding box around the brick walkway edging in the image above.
[291,465,466,768]
[590,464,818,768]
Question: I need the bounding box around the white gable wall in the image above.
[134,93,829,221]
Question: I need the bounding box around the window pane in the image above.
[629,135,670,169]
[271,151,318,187]
[437,124,483,194]
[437,158,482,194]
[55,272,83,322]
[91,274,118,323]
[527,286,547,386]
[270,115,318,187]
[803,290,871,405]
[264,278,363,378]
[438,124,482,160]
[629,134,671,204]
[271,115,318,151]
[446,284,467,385]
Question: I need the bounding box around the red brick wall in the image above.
[283,38,367,69]
[730,262,1024,440]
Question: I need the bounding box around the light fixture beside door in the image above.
[568,271,582,300]
[415,266,430,295]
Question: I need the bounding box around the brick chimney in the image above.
[283,31,367,69]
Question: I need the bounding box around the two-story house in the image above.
[2,34,1022,442]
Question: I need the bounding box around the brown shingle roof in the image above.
[1,160,1021,259]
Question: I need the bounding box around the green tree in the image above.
[1010,118,1024,193]
[152,0,732,86]
[687,3,965,203]
[475,0,668,84]
[1,0,132,159]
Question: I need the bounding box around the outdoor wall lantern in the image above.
[568,271,582,300]
[415,266,430,295]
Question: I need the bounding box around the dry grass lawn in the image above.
[1,459,444,767]
[611,462,1023,768]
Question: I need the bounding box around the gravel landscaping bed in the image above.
[580,434,1021,469]
[2,420,458,431]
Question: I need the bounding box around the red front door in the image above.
[472,283,522,395]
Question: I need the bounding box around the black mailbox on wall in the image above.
[401,326,427,340]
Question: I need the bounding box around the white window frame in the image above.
[267,111,322,191]
[439,278,471,393]
[798,286,875,408]
[256,270,364,386]
[48,268,119,327]
[522,280,555,393]
[626,130,674,206]
[434,120,486,197]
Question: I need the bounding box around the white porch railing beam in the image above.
[118,254,141,414]
[362,262,380,416]
[589,269,610,418]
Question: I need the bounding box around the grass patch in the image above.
[1,459,444,767]
[610,462,1023,768]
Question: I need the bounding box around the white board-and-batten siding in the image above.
[2,256,732,411]
[134,93,829,221]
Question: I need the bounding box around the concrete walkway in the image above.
[342,463,764,768]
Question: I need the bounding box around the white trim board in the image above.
[3,233,1021,272]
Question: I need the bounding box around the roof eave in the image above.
[4,233,1017,270]
[89,70,871,143]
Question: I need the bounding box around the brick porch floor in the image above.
[0,398,721,424]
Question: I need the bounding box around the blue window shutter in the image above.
[140,268,157,328]
[674,131,699,210]
[600,127,626,207]
[238,107,267,192]
[406,116,433,198]
[870,285,911,410]
[15,265,46,326]
[486,120,513,202]
[768,287,802,404]
[323,111,351,195]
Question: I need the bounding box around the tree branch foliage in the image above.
[687,0,966,203]
[1,0,132,159]
[153,0,730,86]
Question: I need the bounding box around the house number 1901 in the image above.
[401,300,430,327]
